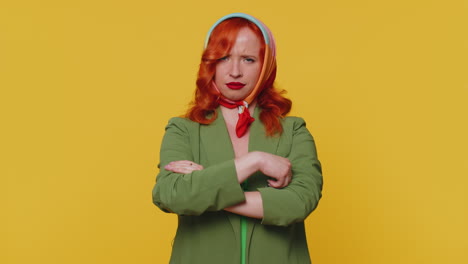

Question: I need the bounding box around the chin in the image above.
[220,91,240,100]
[223,90,252,102]
[225,95,246,101]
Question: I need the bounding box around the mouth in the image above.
[226,82,246,90]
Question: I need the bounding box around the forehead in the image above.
[231,28,262,53]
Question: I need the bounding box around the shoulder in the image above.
[281,116,307,131]
[165,117,200,132]
[160,117,201,154]
[280,116,316,143]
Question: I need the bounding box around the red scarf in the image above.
[218,99,255,138]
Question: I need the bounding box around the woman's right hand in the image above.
[254,152,292,189]
[164,160,204,174]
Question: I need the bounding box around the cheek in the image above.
[250,65,262,80]
[214,65,225,80]
[214,70,220,82]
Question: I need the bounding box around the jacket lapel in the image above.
[199,108,235,166]
[248,107,280,155]
[199,108,240,240]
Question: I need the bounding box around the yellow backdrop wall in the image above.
[2,0,467,263]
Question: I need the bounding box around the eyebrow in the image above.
[240,55,258,59]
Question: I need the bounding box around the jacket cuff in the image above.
[257,187,304,226]
[207,159,246,208]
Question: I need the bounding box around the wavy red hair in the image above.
[185,17,292,136]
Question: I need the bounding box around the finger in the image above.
[172,161,204,170]
[168,167,196,174]
[278,176,287,188]
[165,163,203,174]
[269,173,290,188]
[284,176,292,187]
[193,164,204,170]
[187,161,201,167]
[180,163,203,171]
[267,179,275,187]
[282,170,292,186]
[268,179,282,189]
[285,173,292,185]
[168,160,194,166]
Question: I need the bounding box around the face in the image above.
[214,27,262,101]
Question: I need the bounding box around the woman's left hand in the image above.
[164,160,204,174]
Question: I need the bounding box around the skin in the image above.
[214,27,262,101]
[164,27,292,220]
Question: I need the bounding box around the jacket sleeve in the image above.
[152,117,245,215]
[258,117,323,226]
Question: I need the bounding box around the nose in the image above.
[229,60,242,78]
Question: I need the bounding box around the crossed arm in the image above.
[153,117,322,226]
[164,151,292,219]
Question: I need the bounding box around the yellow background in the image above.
[2,0,467,263]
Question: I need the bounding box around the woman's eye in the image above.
[219,56,229,61]
[244,58,255,63]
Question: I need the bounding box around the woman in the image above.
[152,13,323,264]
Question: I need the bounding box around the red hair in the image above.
[185,18,292,136]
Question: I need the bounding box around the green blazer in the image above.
[152,107,323,264]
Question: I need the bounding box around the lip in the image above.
[226,82,246,90]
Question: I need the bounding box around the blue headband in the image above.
[204,13,272,48]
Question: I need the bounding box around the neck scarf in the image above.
[218,98,255,138]
[205,13,277,137]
